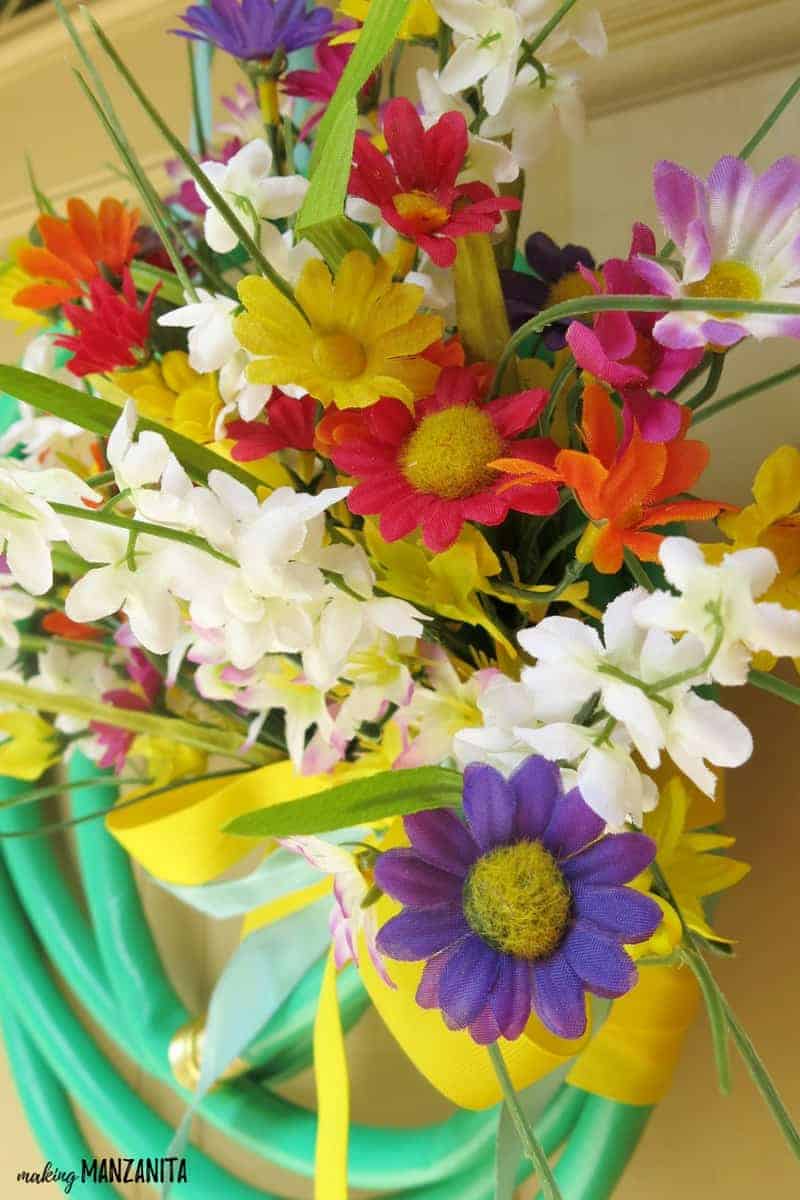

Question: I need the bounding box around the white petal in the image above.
[725,547,779,599]
[749,601,800,658]
[658,537,705,591]
[601,681,664,769]
[66,566,127,623]
[518,614,603,662]
[6,529,52,596]
[602,588,648,657]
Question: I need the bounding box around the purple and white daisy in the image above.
[172,0,333,63]
[374,756,660,1045]
[636,154,800,350]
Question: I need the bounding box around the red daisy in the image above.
[317,365,561,553]
[349,97,521,269]
[56,269,159,378]
[226,390,318,462]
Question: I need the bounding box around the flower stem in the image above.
[487,1042,564,1200]
[721,993,800,1160]
[748,668,800,705]
[622,548,655,592]
[686,352,725,411]
[693,363,800,425]
[0,679,275,765]
[525,0,580,56]
[490,295,800,398]
[49,502,237,568]
[679,942,732,1095]
[532,524,583,583]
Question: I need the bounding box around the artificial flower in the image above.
[518,587,753,797]
[218,83,265,143]
[480,66,585,168]
[416,68,519,188]
[233,251,443,409]
[319,364,559,552]
[14,197,140,310]
[106,400,172,498]
[634,536,800,686]
[197,138,308,254]
[498,383,722,574]
[55,270,158,378]
[375,756,661,1042]
[519,0,607,57]
[334,0,437,43]
[566,225,704,441]
[226,390,317,461]
[0,467,73,595]
[158,290,239,374]
[112,351,222,444]
[280,833,394,984]
[0,574,36,649]
[712,445,800,670]
[435,0,523,117]
[0,250,47,332]
[128,735,207,788]
[635,154,800,349]
[282,38,356,140]
[172,0,333,61]
[0,712,60,781]
[394,643,498,768]
[644,774,750,944]
[349,98,521,268]
[500,231,596,346]
[30,642,118,736]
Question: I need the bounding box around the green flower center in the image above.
[686,259,762,318]
[312,332,367,380]
[462,840,572,960]
[400,405,504,500]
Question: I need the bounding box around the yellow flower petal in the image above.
[752,444,800,525]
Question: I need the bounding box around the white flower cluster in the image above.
[455,537,800,826]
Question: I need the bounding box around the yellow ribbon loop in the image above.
[314,948,349,1200]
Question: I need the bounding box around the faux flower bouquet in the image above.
[1,0,799,1196]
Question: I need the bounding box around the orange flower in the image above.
[496,384,724,574]
[14,197,140,310]
[41,611,105,642]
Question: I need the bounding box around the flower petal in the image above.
[439,934,501,1029]
[462,762,517,851]
[490,953,533,1041]
[561,921,638,997]
[572,884,662,943]
[510,755,563,840]
[374,848,465,908]
[403,808,479,875]
[532,955,587,1040]
[541,786,605,859]
[376,902,469,961]
[562,832,656,885]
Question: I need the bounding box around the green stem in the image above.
[187,42,207,159]
[686,352,725,411]
[680,942,732,1095]
[16,633,116,657]
[693,363,800,425]
[0,774,153,810]
[85,469,115,488]
[495,559,585,604]
[721,994,800,1160]
[525,0,580,56]
[487,1043,564,1200]
[491,295,800,397]
[84,9,297,305]
[49,502,237,568]
[532,524,582,582]
[623,548,655,592]
[0,679,275,766]
[748,668,800,705]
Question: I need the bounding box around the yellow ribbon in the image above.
[314,949,349,1200]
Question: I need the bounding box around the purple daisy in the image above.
[172,0,333,62]
[500,232,596,349]
[374,756,660,1045]
[635,154,800,350]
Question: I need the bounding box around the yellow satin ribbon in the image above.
[314,949,348,1200]
[106,758,700,1121]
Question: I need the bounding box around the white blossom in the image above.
[481,65,585,167]
[158,290,240,374]
[416,67,520,186]
[435,0,523,116]
[198,139,308,254]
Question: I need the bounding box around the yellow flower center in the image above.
[547,268,596,308]
[312,332,368,381]
[686,259,762,318]
[463,840,572,959]
[401,405,504,499]
[393,190,450,233]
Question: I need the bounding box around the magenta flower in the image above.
[566,225,703,442]
[635,154,800,350]
[283,38,355,140]
[375,757,660,1044]
[90,646,162,773]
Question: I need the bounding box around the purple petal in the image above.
[439,934,501,1029]
[697,319,748,347]
[510,755,562,840]
[746,156,800,252]
[682,218,712,284]
[561,920,638,997]
[416,944,459,1008]
[376,902,469,961]
[374,848,465,908]
[622,389,682,443]
[462,763,516,852]
[470,1003,503,1045]
[651,312,706,349]
[532,956,587,1040]
[490,954,533,1041]
[561,832,655,885]
[541,786,605,859]
[633,255,680,297]
[403,808,478,875]
[653,160,707,252]
[572,884,662,943]
[706,155,753,257]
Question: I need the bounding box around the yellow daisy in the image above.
[112,350,222,443]
[333,0,438,44]
[234,252,443,410]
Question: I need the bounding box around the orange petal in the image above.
[592,524,625,573]
[649,437,710,503]
[622,530,664,562]
[99,198,139,272]
[12,281,81,309]
[580,383,618,468]
[37,215,97,279]
[16,244,79,284]
[602,427,666,521]
[557,449,609,520]
[66,197,102,262]
[491,457,562,482]
[639,500,723,529]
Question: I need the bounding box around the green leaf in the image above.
[297,0,411,240]
[223,766,463,838]
[0,366,263,494]
[130,262,186,306]
[302,214,378,272]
